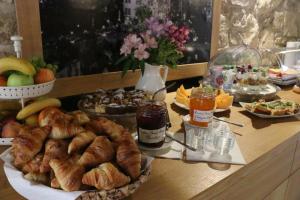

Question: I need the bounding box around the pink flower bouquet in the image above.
[117,17,190,76]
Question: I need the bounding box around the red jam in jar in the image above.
[136,100,167,148]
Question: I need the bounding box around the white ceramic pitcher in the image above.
[135,63,168,100]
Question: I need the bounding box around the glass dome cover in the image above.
[209,44,261,69]
[207,44,269,89]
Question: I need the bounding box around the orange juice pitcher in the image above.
[189,87,215,127]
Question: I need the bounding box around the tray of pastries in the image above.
[0,107,152,200]
[240,99,300,118]
[78,89,148,132]
[78,88,147,116]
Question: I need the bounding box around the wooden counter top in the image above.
[1,88,300,200]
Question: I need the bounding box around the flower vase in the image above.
[135,63,168,101]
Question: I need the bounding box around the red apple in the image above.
[1,121,22,138]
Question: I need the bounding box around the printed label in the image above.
[139,127,166,144]
[193,110,213,123]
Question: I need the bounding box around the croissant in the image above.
[82,162,130,190]
[22,153,44,173]
[116,131,141,180]
[40,139,69,173]
[68,131,96,154]
[12,126,50,168]
[49,119,85,139]
[38,107,64,127]
[50,177,60,189]
[92,118,125,142]
[78,136,114,167]
[24,172,49,184]
[70,111,90,125]
[84,119,105,134]
[49,158,85,192]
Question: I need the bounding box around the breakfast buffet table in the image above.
[1,87,300,200]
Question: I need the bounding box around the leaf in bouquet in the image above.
[122,64,130,77]
[156,39,182,68]
[115,56,127,66]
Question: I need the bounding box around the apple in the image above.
[7,73,34,87]
[0,75,7,86]
[1,121,22,138]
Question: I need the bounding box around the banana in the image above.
[0,57,36,75]
[0,100,21,111]
[17,98,61,120]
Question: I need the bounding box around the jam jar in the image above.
[136,100,167,148]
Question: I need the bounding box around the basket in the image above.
[1,147,152,200]
[0,80,55,99]
[76,159,151,200]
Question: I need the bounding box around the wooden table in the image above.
[1,88,300,200]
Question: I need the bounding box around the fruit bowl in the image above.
[0,79,55,99]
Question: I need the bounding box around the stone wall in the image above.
[219,0,300,49]
[0,0,299,56]
[0,0,17,57]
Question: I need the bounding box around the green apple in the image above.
[7,73,34,86]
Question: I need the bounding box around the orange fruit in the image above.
[34,68,55,84]
[179,85,189,97]
[216,94,233,109]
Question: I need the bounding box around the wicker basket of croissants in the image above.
[8,107,151,200]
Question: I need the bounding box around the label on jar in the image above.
[138,127,166,144]
[193,110,213,123]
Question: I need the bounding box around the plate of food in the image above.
[240,99,300,118]
[78,88,148,132]
[174,85,233,113]
[0,107,152,200]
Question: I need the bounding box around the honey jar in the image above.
[189,87,215,127]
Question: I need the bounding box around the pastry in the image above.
[82,162,130,190]
[70,111,90,125]
[68,131,96,154]
[84,119,105,134]
[50,177,60,189]
[38,107,64,127]
[12,126,50,168]
[116,131,141,180]
[24,172,49,184]
[49,158,85,192]
[22,153,44,173]
[49,119,85,139]
[78,136,114,167]
[93,118,125,142]
[40,139,69,173]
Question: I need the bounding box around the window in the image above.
[136,0,142,5]
[124,8,131,16]
[125,0,131,3]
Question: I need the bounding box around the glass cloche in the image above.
[207,44,278,102]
